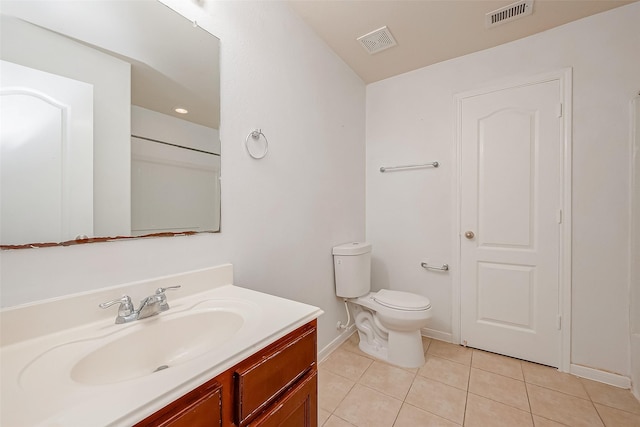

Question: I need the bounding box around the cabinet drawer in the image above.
[134,379,222,427]
[234,325,316,426]
[248,371,317,427]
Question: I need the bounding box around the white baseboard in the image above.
[421,327,453,343]
[631,334,640,400]
[570,364,631,389]
[318,324,356,363]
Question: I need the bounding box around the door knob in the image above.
[465,231,475,239]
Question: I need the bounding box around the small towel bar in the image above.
[421,262,449,271]
[379,162,439,173]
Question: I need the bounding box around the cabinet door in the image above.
[249,372,317,427]
[235,325,316,425]
[134,381,222,427]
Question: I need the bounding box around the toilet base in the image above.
[357,329,425,368]
[388,329,425,368]
[357,331,388,361]
[353,304,426,369]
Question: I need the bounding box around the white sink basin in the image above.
[70,310,244,385]
[17,308,246,391]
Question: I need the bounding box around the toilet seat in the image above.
[373,289,431,311]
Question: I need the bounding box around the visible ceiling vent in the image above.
[357,26,397,55]
[486,0,534,28]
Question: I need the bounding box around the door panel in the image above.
[477,262,534,330]
[0,60,93,245]
[460,79,562,367]
[479,109,535,248]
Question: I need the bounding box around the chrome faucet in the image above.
[99,285,181,324]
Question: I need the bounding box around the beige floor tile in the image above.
[464,393,533,427]
[323,339,640,427]
[468,368,529,412]
[581,379,640,415]
[319,408,332,426]
[340,333,372,358]
[522,362,589,399]
[405,376,467,425]
[422,336,432,353]
[595,403,640,427]
[427,340,473,366]
[527,383,604,427]
[322,348,373,381]
[318,368,355,412]
[394,403,461,426]
[334,384,403,427]
[324,415,358,427]
[398,364,420,375]
[418,355,470,391]
[359,360,416,400]
[471,350,524,381]
[532,415,569,426]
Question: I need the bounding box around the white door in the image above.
[459,79,563,367]
[0,60,93,245]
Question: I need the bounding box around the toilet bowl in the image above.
[333,242,432,368]
[351,290,431,367]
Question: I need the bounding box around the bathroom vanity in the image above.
[0,264,322,426]
[136,320,317,426]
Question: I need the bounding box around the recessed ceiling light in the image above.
[174,107,188,114]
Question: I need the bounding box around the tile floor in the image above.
[318,334,640,427]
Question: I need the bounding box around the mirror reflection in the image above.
[0,0,221,247]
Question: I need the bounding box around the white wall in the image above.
[366,2,640,377]
[631,95,640,396]
[0,15,131,237]
[0,0,365,352]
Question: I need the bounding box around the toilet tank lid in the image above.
[332,242,372,255]
[374,289,431,311]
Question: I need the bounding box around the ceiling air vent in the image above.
[357,26,397,55]
[486,0,534,28]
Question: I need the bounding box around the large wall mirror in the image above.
[0,0,221,248]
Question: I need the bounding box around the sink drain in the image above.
[153,365,169,373]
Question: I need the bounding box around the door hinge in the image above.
[556,103,563,118]
[557,209,563,224]
[557,315,562,330]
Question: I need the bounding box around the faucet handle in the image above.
[155,285,181,295]
[155,285,181,311]
[99,296,135,323]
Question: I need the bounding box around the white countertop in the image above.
[0,265,323,426]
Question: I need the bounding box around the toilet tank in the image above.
[332,242,372,298]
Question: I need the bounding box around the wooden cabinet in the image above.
[248,372,317,427]
[135,320,317,427]
[134,378,222,427]
[234,323,316,426]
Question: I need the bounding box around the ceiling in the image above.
[288,0,636,83]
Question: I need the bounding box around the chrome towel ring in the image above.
[245,129,269,159]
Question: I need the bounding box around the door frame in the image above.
[452,68,573,372]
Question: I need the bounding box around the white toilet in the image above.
[333,242,432,368]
